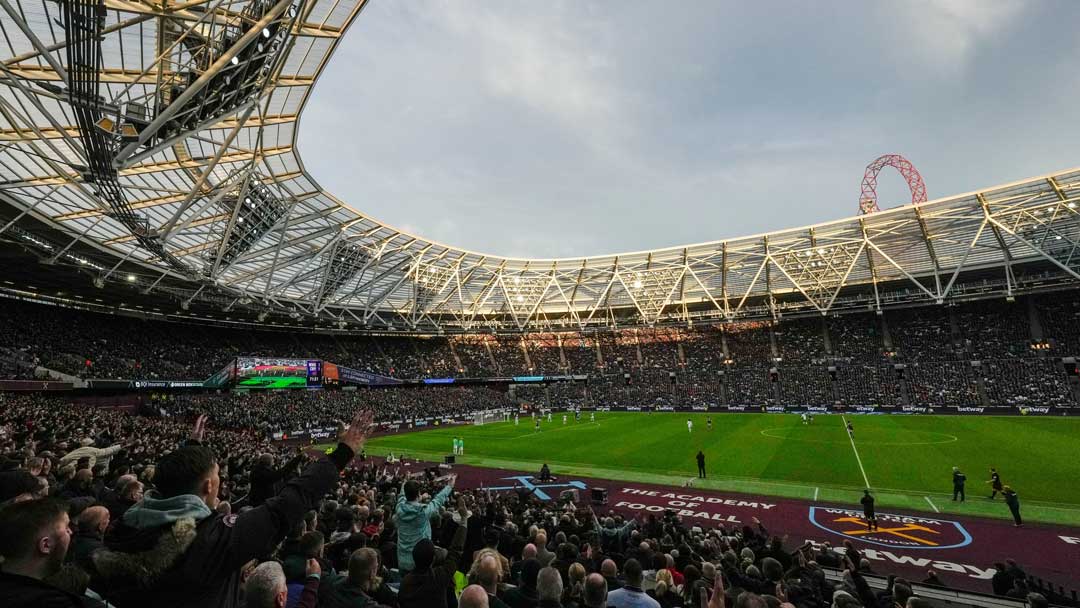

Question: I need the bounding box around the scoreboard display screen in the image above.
[306,360,322,386]
[235,358,322,389]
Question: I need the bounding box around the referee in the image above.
[860,489,878,531]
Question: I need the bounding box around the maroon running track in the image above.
[364,456,1080,595]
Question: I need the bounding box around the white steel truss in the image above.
[1,1,1080,332]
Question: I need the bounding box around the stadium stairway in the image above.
[822,569,1077,608]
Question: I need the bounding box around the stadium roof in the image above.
[1,0,1080,333]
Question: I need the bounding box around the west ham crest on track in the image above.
[808,506,972,550]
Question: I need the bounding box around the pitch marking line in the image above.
[841,415,871,489]
[759,427,958,446]
[509,420,603,440]
[925,496,940,513]
[814,487,820,501]
[359,445,1080,519]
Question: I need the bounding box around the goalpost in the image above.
[473,411,496,426]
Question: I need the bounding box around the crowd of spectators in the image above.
[834,366,901,407]
[725,322,775,367]
[561,335,600,373]
[956,301,1032,360]
[639,329,682,371]
[982,360,1075,408]
[2,296,1079,407]
[451,336,497,377]
[1035,291,1080,355]
[493,337,530,375]
[906,362,981,407]
[154,387,517,436]
[526,334,565,375]
[0,392,1054,608]
[775,319,827,364]
[887,308,959,364]
[601,333,640,371]
[680,329,728,374]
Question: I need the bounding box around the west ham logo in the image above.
[808,507,972,550]
[483,475,587,501]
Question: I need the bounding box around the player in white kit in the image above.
[687,418,693,433]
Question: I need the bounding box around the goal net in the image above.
[473,411,502,426]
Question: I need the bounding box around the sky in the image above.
[297,0,1080,259]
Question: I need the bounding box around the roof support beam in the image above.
[113,0,295,164]
[159,105,258,242]
[979,193,1017,297]
[0,0,69,84]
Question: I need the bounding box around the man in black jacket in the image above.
[1003,486,1022,527]
[69,506,109,566]
[249,451,307,507]
[87,411,372,608]
[501,558,541,608]
[0,497,102,607]
[859,490,877,532]
[101,476,142,523]
[991,562,1012,596]
[952,467,966,502]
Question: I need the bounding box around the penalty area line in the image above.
[924,496,940,513]
[841,415,871,489]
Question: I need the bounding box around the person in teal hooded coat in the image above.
[394,474,456,572]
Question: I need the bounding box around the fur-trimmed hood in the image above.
[91,517,198,589]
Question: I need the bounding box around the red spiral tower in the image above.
[858,154,927,214]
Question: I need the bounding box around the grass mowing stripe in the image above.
[360,413,1080,525]
[841,415,871,489]
[349,443,1080,525]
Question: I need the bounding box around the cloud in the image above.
[883,0,1026,76]
[298,1,1079,258]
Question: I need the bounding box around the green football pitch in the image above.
[358,413,1080,526]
